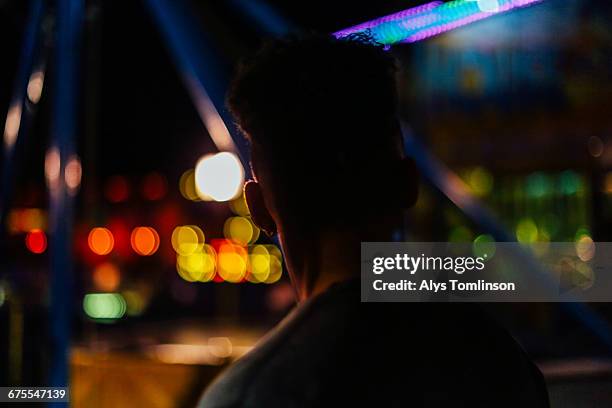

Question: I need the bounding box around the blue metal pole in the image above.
[0,0,44,237]
[143,0,251,171]
[48,0,83,397]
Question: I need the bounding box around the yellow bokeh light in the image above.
[248,254,271,283]
[217,244,247,283]
[229,192,250,216]
[224,217,257,246]
[265,244,283,262]
[246,245,272,283]
[176,244,216,282]
[516,218,538,244]
[179,169,200,201]
[171,225,205,255]
[194,152,244,202]
[265,255,283,284]
[122,290,146,316]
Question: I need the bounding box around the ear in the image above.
[244,180,277,236]
[398,157,419,209]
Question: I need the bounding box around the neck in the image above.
[280,217,402,302]
[299,240,358,301]
[283,229,366,302]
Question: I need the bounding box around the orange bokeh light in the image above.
[93,262,121,291]
[130,227,160,256]
[88,227,114,255]
[25,229,47,254]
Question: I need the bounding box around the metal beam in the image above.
[48,0,83,394]
[143,0,250,171]
[0,0,44,239]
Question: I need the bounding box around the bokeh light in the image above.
[559,171,582,195]
[141,172,167,201]
[45,147,61,191]
[105,176,130,203]
[224,216,259,246]
[65,155,82,194]
[179,169,199,201]
[25,229,47,254]
[195,152,244,202]
[449,226,473,242]
[247,245,271,283]
[122,290,147,316]
[246,244,284,284]
[516,218,538,243]
[83,293,126,320]
[229,192,250,216]
[93,262,121,292]
[217,242,248,283]
[27,71,44,104]
[575,227,591,241]
[265,254,283,284]
[208,337,233,358]
[8,208,46,234]
[473,234,496,260]
[526,172,552,198]
[88,227,114,255]
[587,136,604,158]
[171,225,205,255]
[3,104,21,149]
[575,235,595,262]
[130,227,160,256]
[176,244,216,282]
[467,167,493,196]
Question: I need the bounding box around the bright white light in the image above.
[195,152,244,202]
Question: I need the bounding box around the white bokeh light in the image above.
[195,152,244,202]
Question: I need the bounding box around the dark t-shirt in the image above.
[199,280,549,407]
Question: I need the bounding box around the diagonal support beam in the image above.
[143,0,250,172]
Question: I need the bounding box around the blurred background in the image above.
[1,0,612,406]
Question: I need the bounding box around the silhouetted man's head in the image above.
[228,34,417,241]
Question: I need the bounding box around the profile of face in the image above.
[243,140,419,242]
[227,34,419,294]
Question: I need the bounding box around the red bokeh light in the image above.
[105,176,130,203]
[141,172,167,201]
[25,229,47,254]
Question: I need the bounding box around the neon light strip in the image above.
[334,0,544,45]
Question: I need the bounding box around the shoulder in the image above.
[199,283,356,408]
[199,285,549,407]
